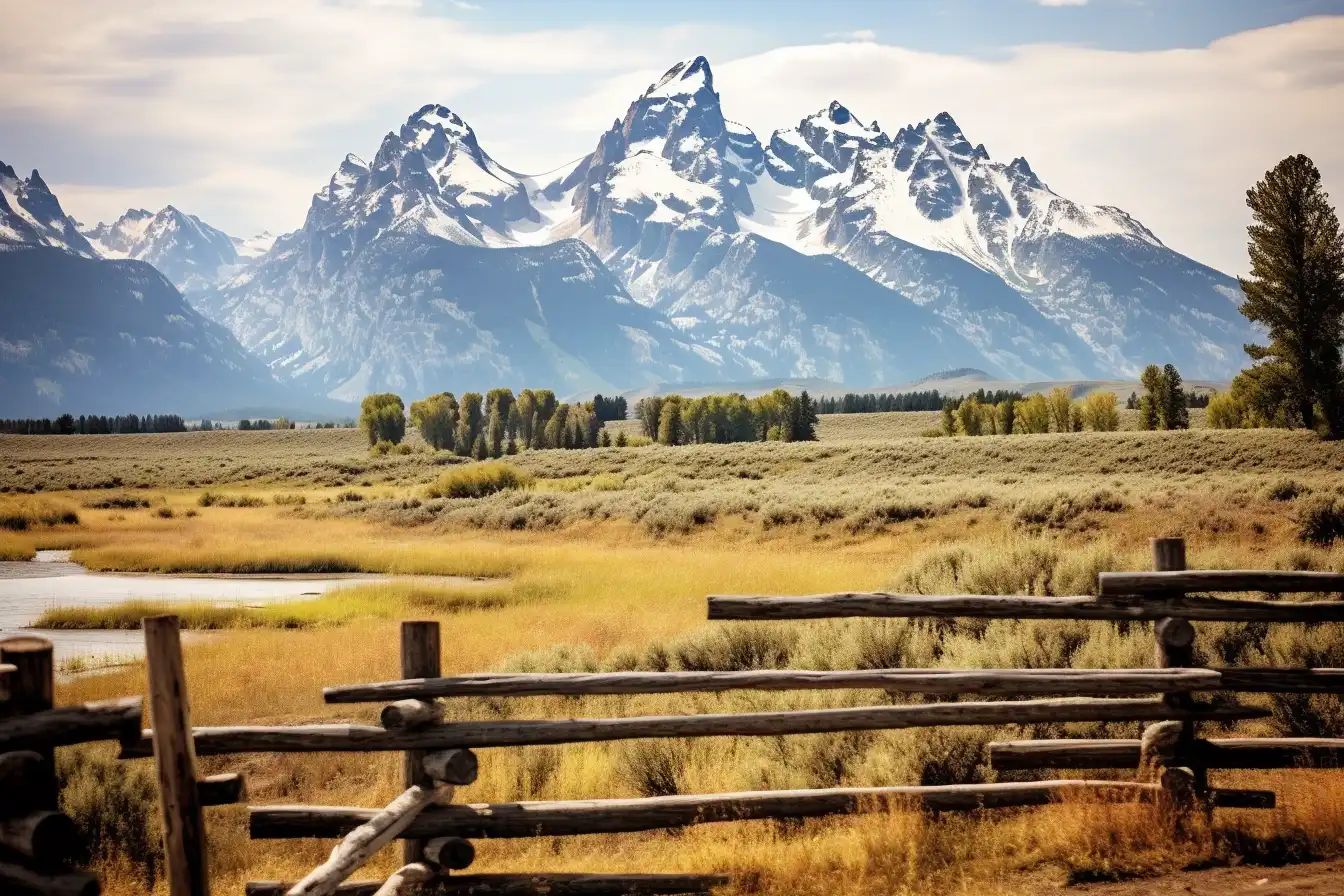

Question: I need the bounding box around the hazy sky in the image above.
[3,0,1342,274]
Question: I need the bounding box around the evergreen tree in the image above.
[792,391,819,441]
[1161,363,1190,429]
[1239,154,1344,437]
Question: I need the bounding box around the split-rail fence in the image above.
[7,535,1344,896]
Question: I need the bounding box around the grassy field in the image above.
[2,416,1342,894]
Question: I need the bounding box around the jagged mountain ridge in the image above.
[83,206,243,293]
[0,161,315,416]
[528,57,1251,380]
[0,163,96,257]
[192,54,1251,399]
[198,112,734,400]
[770,101,1253,378]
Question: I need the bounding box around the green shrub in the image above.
[667,623,799,672]
[1267,478,1306,501]
[0,497,80,530]
[427,462,535,499]
[155,507,174,519]
[84,495,150,509]
[335,490,365,503]
[197,492,265,508]
[1296,496,1344,546]
[272,493,307,506]
[617,740,690,797]
[58,747,162,888]
[1013,489,1125,530]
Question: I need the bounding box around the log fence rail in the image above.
[16,536,1344,895]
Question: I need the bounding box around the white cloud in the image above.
[1036,0,1089,6]
[452,1,482,9]
[824,29,877,42]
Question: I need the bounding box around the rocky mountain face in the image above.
[200,105,729,401]
[771,103,1253,378]
[0,163,96,257]
[0,163,308,416]
[540,59,1252,381]
[46,54,1253,407]
[83,206,243,293]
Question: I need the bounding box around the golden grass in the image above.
[30,420,1344,894]
[56,512,1344,895]
[34,581,515,630]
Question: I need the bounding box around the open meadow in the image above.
[4,414,1344,895]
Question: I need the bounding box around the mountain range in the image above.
[82,207,274,294]
[0,165,315,416]
[1,56,1256,414]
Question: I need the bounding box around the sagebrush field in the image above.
[6,415,1344,895]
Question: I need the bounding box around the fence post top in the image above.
[0,636,53,653]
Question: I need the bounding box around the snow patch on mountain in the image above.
[83,206,242,292]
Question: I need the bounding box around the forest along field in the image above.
[4,415,1344,895]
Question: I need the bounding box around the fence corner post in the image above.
[1148,536,1207,830]
[144,614,211,896]
[400,620,441,864]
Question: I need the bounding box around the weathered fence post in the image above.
[145,615,211,896]
[399,621,440,865]
[1149,537,1205,828]
[2,637,56,790]
[0,636,102,896]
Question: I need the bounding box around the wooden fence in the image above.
[22,535,1344,895]
[0,636,143,896]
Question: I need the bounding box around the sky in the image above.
[2,0,1342,275]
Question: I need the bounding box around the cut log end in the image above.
[425,836,475,870]
[423,749,478,786]
[199,772,247,806]
[381,700,444,732]
[0,810,79,867]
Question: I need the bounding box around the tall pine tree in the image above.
[1239,154,1344,437]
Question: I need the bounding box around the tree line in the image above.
[0,414,190,435]
[814,389,1022,414]
[939,388,1121,436]
[634,390,818,444]
[362,389,631,458]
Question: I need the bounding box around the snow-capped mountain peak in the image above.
[82,205,240,292]
[644,55,715,100]
[0,162,96,257]
[303,103,540,257]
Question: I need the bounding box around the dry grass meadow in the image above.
[4,414,1344,895]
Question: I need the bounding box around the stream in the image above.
[0,550,402,667]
